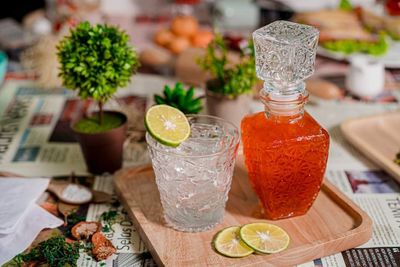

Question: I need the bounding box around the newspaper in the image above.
[79,174,156,267]
[1,78,400,266]
[300,102,400,267]
[0,77,164,176]
[0,78,158,267]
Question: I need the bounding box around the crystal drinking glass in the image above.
[146,115,240,232]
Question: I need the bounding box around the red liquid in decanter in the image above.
[241,111,330,220]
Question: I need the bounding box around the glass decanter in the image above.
[241,21,330,220]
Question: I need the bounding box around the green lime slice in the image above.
[239,222,290,254]
[213,226,254,258]
[145,105,190,147]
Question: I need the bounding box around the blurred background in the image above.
[1,0,399,102]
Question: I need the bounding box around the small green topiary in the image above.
[57,21,139,128]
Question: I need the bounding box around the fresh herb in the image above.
[197,34,257,98]
[18,236,80,267]
[57,21,139,125]
[100,262,106,266]
[339,0,352,11]
[394,152,400,165]
[154,82,203,114]
[100,210,119,233]
[80,241,94,255]
[321,33,388,56]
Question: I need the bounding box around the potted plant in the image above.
[154,82,203,114]
[197,34,257,127]
[57,21,139,174]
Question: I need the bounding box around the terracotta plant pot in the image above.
[205,80,251,128]
[73,111,127,175]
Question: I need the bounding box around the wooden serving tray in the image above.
[341,111,400,183]
[114,158,372,267]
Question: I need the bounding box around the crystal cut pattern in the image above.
[253,20,319,88]
[146,115,239,232]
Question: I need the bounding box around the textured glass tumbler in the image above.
[146,115,240,232]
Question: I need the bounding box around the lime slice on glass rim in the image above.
[145,105,191,147]
[239,222,290,254]
[213,226,254,258]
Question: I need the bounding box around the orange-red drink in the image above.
[244,21,330,220]
[241,110,329,220]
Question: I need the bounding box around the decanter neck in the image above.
[260,82,308,123]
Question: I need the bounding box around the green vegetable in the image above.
[197,34,257,98]
[394,152,400,165]
[154,82,203,114]
[321,33,388,56]
[57,21,139,126]
[339,0,352,11]
[18,236,80,267]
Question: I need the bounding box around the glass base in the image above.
[164,215,223,233]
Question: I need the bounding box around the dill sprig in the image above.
[18,236,80,267]
[100,210,119,233]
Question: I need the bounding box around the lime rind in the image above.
[213,226,254,258]
[145,105,191,147]
[239,222,290,254]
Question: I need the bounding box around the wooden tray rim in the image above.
[340,111,400,182]
[113,164,372,267]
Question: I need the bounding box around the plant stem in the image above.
[99,101,104,125]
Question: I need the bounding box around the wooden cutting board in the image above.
[113,157,372,267]
[341,111,400,183]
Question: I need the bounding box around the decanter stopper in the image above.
[253,20,319,94]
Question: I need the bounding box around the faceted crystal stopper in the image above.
[253,20,319,90]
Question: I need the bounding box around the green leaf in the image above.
[57,21,140,104]
[196,33,257,97]
[154,95,165,104]
[185,87,195,103]
[177,92,185,108]
[339,0,352,10]
[164,85,173,100]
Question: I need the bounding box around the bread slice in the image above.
[294,9,377,42]
[358,7,400,40]
[358,8,385,32]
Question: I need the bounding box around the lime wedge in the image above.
[239,222,290,254]
[145,105,190,147]
[213,226,254,258]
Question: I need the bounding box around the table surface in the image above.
[1,20,400,267]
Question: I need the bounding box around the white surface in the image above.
[345,56,385,98]
[0,178,49,234]
[0,204,63,265]
[101,0,139,17]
